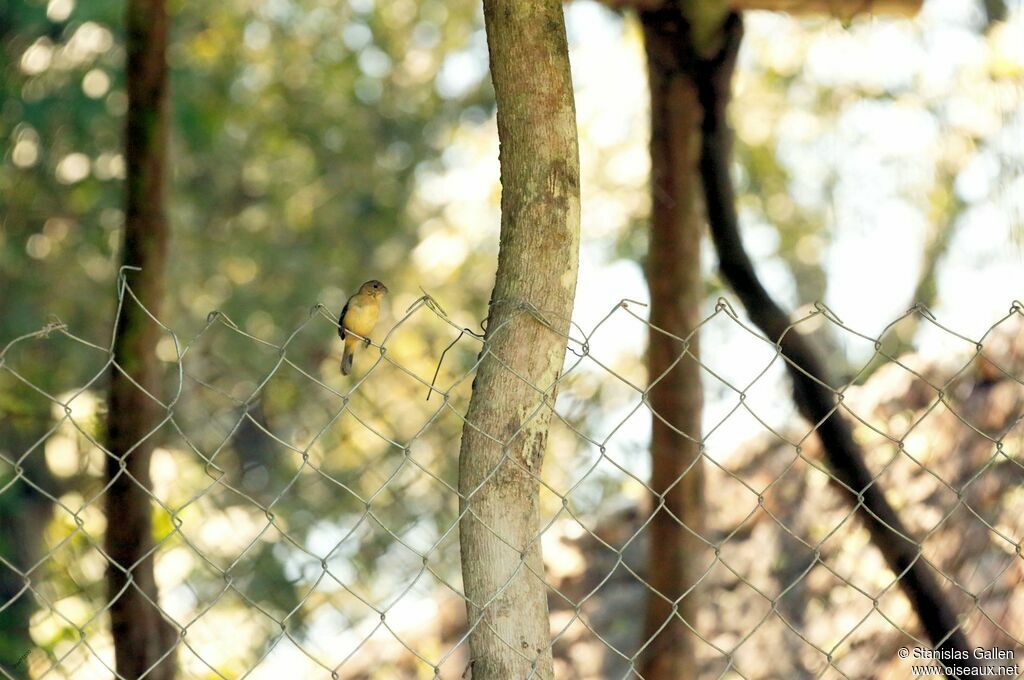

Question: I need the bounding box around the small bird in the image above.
[338,279,388,375]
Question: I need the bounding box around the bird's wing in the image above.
[338,300,349,340]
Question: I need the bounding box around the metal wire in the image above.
[1,277,1021,679]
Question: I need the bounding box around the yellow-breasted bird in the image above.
[338,279,388,375]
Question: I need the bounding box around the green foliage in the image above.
[2,0,490,672]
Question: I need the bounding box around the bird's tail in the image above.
[341,347,354,375]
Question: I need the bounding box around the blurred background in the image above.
[1,0,1022,676]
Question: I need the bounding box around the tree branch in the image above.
[693,13,980,674]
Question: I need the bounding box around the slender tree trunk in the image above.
[638,13,707,679]
[103,0,176,677]
[457,1,580,678]
[694,14,980,676]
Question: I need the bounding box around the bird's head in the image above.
[358,280,389,298]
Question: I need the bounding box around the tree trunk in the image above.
[457,1,580,678]
[638,12,707,679]
[103,0,177,677]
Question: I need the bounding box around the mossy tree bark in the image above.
[457,1,580,678]
[103,0,177,677]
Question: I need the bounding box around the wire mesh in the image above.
[1,275,1022,679]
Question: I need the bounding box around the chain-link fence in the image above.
[2,278,1022,679]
